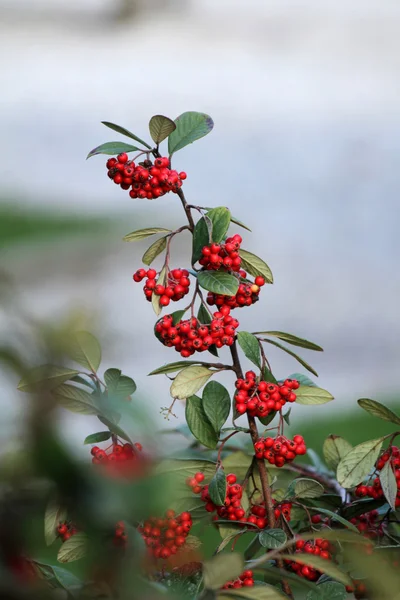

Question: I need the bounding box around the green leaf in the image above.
[357,398,400,426]
[337,438,385,488]
[104,368,136,397]
[237,332,261,369]
[259,528,287,549]
[282,408,291,426]
[57,533,88,563]
[51,384,99,415]
[208,468,227,506]
[123,227,171,242]
[202,381,231,434]
[49,565,82,596]
[197,271,239,296]
[278,553,352,586]
[262,367,278,384]
[185,395,218,449]
[83,431,112,445]
[203,552,244,590]
[17,365,79,393]
[294,478,325,499]
[218,586,288,600]
[101,121,151,149]
[262,338,319,377]
[258,411,277,427]
[149,114,176,144]
[65,331,101,373]
[253,331,323,352]
[149,360,205,376]
[380,459,397,510]
[44,500,67,546]
[230,215,252,232]
[208,207,231,243]
[168,111,214,155]
[97,415,132,443]
[306,581,347,600]
[152,267,167,317]
[296,528,369,545]
[323,435,353,470]
[142,236,168,266]
[238,249,273,284]
[289,373,316,387]
[198,303,212,324]
[86,141,141,159]
[171,366,214,399]
[305,507,359,532]
[294,385,334,405]
[216,529,247,553]
[192,214,212,263]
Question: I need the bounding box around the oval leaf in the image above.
[237,332,262,369]
[262,339,319,377]
[208,207,231,243]
[168,111,214,155]
[57,533,88,563]
[294,478,325,499]
[358,398,400,426]
[337,438,385,488]
[51,384,99,415]
[278,553,352,586]
[202,381,231,434]
[230,214,252,232]
[239,249,273,284]
[17,366,79,393]
[185,395,218,449]
[203,552,244,590]
[83,431,111,445]
[149,360,204,376]
[192,214,212,263]
[305,507,359,532]
[208,468,227,506]
[149,114,176,144]
[101,121,151,149]
[294,385,334,405]
[253,331,323,352]
[197,271,239,296]
[380,459,397,510]
[122,227,171,242]
[104,368,136,397]
[323,435,353,470]
[142,235,168,266]
[259,528,287,549]
[306,581,347,600]
[66,331,101,373]
[87,141,141,159]
[171,366,213,399]
[44,501,68,546]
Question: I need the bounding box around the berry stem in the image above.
[176,188,195,232]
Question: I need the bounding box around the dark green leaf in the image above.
[207,207,231,243]
[192,214,212,263]
[380,459,398,510]
[142,236,168,266]
[57,533,88,563]
[168,111,214,155]
[202,381,231,434]
[51,384,99,415]
[306,581,347,600]
[358,398,400,426]
[185,395,218,449]
[87,141,141,159]
[337,438,385,488]
[198,303,212,324]
[149,360,205,376]
[294,385,334,405]
[208,468,227,506]
[149,114,176,144]
[123,227,171,242]
[282,408,291,426]
[323,435,353,470]
[259,528,287,549]
[50,565,82,596]
[230,215,252,232]
[237,332,261,369]
[83,431,112,445]
[208,344,220,358]
[278,553,352,586]
[101,121,151,149]
[258,411,277,427]
[262,367,278,384]
[253,331,323,352]
[172,309,187,325]
[44,500,67,546]
[261,338,318,376]
[17,365,79,393]
[203,552,244,590]
[197,271,239,296]
[104,368,136,397]
[306,507,359,532]
[65,331,101,373]
[238,249,273,284]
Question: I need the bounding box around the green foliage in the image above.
[259,528,287,549]
[149,115,176,144]
[101,120,152,148]
[337,438,385,488]
[185,395,219,449]
[168,111,214,155]
[202,381,231,434]
[123,227,172,242]
[197,270,239,296]
[203,552,244,590]
[208,468,227,506]
[238,249,273,283]
[237,331,262,369]
[87,141,141,159]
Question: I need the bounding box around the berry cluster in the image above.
[133,268,191,307]
[187,473,247,522]
[247,500,293,527]
[155,306,239,357]
[138,510,193,560]
[106,154,186,199]
[222,570,254,590]
[199,235,243,271]
[234,373,299,418]
[57,521,77,543]
[286,539,332,581]
[91,441,144,477]
[114,521,128,548]
[254,435,306,467]
[355,446,400,507]
[349,510,383,540]
[206,273,265,311]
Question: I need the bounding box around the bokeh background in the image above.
[1,0,400,454]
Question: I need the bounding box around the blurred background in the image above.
[1,0,400,454]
